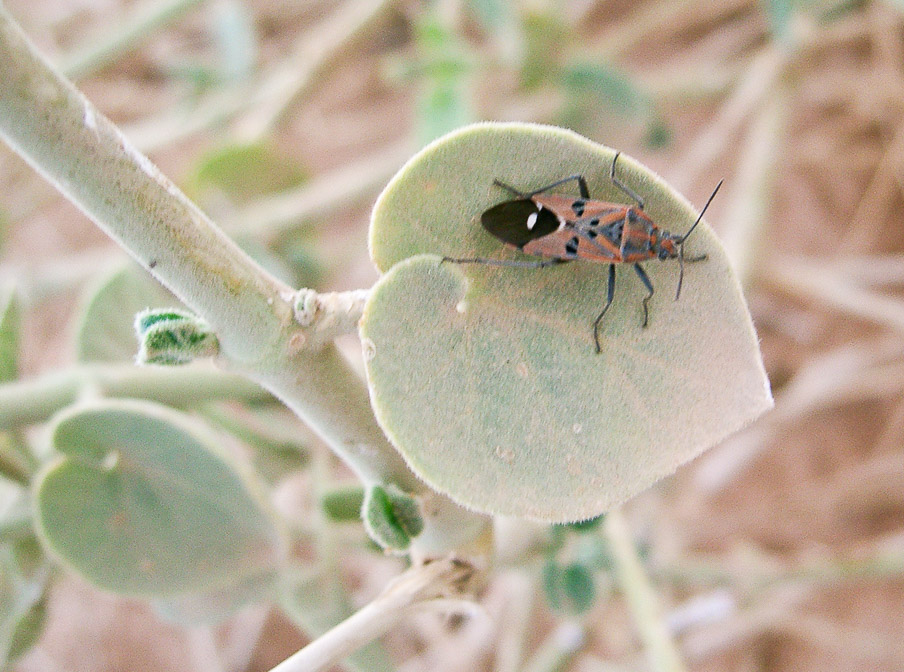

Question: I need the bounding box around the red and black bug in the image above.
[443,153,723,353]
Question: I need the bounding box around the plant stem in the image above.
[766,257,904,334]
[662,539,904,592]
[270,558,476,672]
[0,7,487,549]
[0,363,269,429]
[60,0,206,80]
[521,621,586,672]
[668,45,788,194]
[605,509,687,672]
[719,82,788,287]
[122,0,392,152]
[231,0,393,142]
[225,142,412,242]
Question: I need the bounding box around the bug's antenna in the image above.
[675,179,723,299]
[677,179,723,245]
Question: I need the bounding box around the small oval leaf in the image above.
[362,122,772,521]
[75,263,180,363]
[362,484,424,552]
[0,287,20,382]
[34,400,285,596]
[134,307,219,365]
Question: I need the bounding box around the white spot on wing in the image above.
[526,212,538,230]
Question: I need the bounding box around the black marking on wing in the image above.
[564,236,580,257]
[571,199,586,217]
[593,220,624,240]
[481,199,560,248]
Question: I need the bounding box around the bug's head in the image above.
[481,199,560,249]
[655,234,679,260]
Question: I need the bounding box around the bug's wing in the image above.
[522,227,621,262]
[481,199,560,248]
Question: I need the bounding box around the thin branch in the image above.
[605,509,687,672]
[0,363,269,429]
[225,141,413,241]
[765,256,904,334]
[718,82,789,286]
[123,0,392,152]
[59,0,206,80]
[269,558,478,672]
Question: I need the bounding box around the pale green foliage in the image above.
[362,484,424,552]
[0,537,47,665]
[76,264,180,362]
[34,399,285,596]
[362,122,772,521]
[0,288,19,382]
[134,307,219,365]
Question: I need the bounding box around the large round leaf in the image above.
[362,122,771,521]
[34,399,285,596]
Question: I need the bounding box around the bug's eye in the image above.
[481,200,559,247]
[659,247,671,260]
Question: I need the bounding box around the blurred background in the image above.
[2,0,904,670]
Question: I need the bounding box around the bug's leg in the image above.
[633,264,654,327]
[441,256,568,269]
[520,174,590,199]
[492,179,529,198]
[675,248,708,299]
[593,264,617,353]
[609,152,645,209]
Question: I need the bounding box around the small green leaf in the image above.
[418,82,473,145]
[542,560,595,614]
[466,0,514,31]
[135,308,219,365]
[762,0,794,42]
[363,122,772,521]
[75,263,180,363]
[562,62,649,117]
[34,400,285,596]
[413,11,474,144]
[0,288,19,383]
[185,141,306,205]
[520,12,568,90]
[362,484,424,552]
[6,594,46,664]
[322,485,366,522]
[0,537,49,666]
[561,563,596,613]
